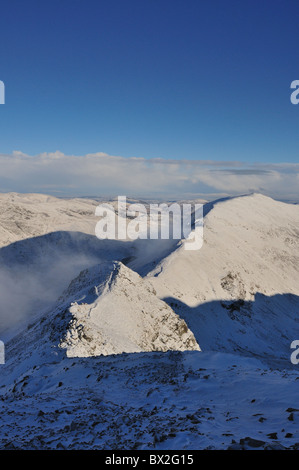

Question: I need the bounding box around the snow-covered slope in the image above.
[146,194,299,365]
[148,193,299,302]
[0,193,179,335]
[0,192,99,248]
[58,261,199,356]
[1,350,298,450]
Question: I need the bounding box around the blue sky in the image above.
[0,0,298,198]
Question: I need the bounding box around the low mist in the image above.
[0,231,130,338]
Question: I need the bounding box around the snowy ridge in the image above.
[146,193,299,365]
[0,192,99,248]
[58,261,200,357]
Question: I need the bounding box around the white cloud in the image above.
[0,151,298,201]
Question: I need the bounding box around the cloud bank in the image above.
[0,151,298,201]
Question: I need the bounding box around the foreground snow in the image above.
[0,351,298,450]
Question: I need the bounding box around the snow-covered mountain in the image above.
[58,261,199,356]
[146,193,299,303]
[0,193,178,334]
[0,192,298,450]
[144,193,299,365]
[0,192,100,248]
